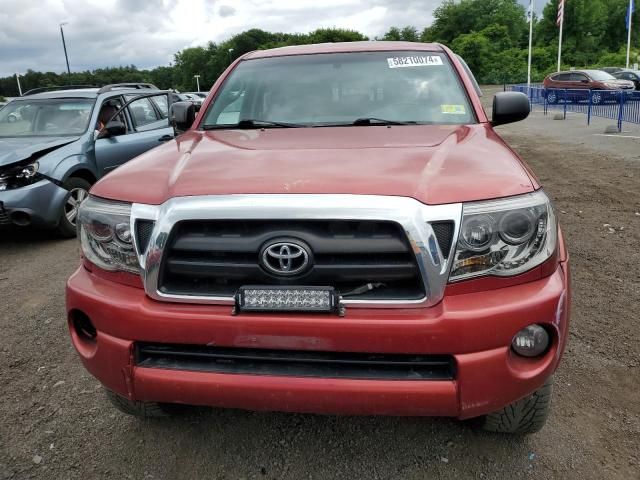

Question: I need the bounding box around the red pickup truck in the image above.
[66,42,570,434]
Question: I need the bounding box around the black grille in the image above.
[158,220,425,301]
[430,221,455,258]
[135,343,455,380]
[135,220,155,254]
[0,202,10,225]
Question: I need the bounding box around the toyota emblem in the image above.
[260,239,311,276]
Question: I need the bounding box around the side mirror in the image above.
[581,79,590,83]
[104,120,126,137]
[170,101,196,133]
[492,92,530,127]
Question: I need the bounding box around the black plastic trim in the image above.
[430,221,455,259]
[159,219,425,300]
[135,343,456,381]
[135,219,155,254]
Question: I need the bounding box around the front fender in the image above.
[48,154,98,184]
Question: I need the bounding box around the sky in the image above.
[0,0,549,77]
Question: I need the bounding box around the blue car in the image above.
[0,83,174,236]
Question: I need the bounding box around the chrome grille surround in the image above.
[131,194,462,309]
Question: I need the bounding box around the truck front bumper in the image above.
[66,261,570,419]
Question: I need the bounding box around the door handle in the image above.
[158,135,174,142]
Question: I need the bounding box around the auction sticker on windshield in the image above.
[387,56,443,68]
[441,105,466,115]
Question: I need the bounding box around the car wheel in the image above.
[591,92,603,105]
[546,91,558,104]
[105,389,181,418]
[57,177,91,238]
[475,376,553,434]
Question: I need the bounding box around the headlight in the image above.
[449,190,557,281]
[78,196,140,274]
[0,161,40,191]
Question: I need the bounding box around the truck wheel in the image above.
[476,376,553,434]
[105,389,175,418]
[57,177,91,238]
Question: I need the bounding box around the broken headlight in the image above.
[78,196,140,274]
[449,190,557,281]
[0,161,40,191]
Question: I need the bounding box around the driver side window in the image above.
[96,97,128,136]
[570,73,588,82]
[128,97,160,127]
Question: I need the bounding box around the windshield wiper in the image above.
[351,117,417,126]
[202,119,306,130]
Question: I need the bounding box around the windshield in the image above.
[0,98,94,137]
[587,71,616,81]
[202,51,474,128]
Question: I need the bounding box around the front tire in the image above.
[476,376,553,434]
[105,389,176,418]
[57,177,91,238]
[546,90,558,104]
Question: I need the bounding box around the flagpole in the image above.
[627,0,633,68]
[557,2,564,72]
[527,0,534,88]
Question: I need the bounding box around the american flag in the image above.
[557,0,565,27]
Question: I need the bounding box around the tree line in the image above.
[1,0,637,98]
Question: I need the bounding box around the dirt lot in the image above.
[1,86,639,479]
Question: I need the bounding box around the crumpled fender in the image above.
[0,136,77,167]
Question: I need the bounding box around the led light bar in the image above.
[236,286,338,313]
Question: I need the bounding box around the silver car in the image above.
[0,83,174,236]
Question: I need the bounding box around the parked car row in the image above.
[170,91,205,109]
[542,69,635,104]
[611,69,640,89]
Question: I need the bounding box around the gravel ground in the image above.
[1,86,639,479]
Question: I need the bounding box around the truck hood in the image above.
[0,136,78,168]
[91,124,537,206]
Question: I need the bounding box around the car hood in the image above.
[91,124,538,206]
[610,79,635,89]
[0,136,78,168]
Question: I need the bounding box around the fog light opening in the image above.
[511,324,550,358]
[10,211,31,226]
[70,310,97,342]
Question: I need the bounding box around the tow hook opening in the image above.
[10,210,31,226]
[69,309,97,343]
